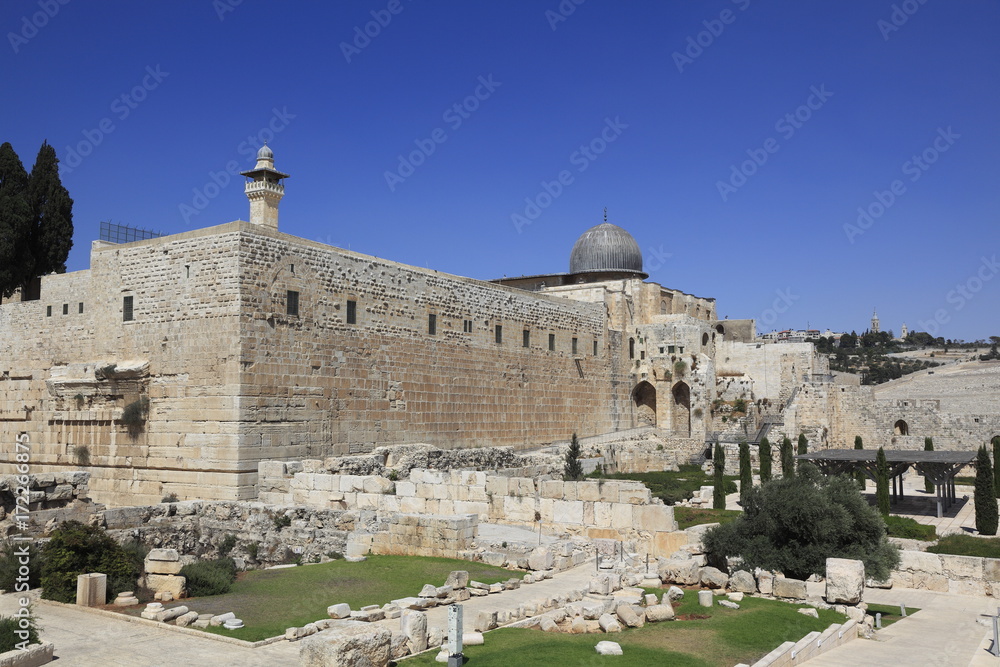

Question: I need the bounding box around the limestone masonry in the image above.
[1,145,995,505]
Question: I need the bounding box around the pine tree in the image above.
[713,442,726,510]
[759,437,772,483]
[875,447,890,516]
[738,440,752,505]
[27,141,74,276]
[563,433,584,481]
[0,143,33,298]
[854,435,866,491]
[924,437,934,494]
[780,436,794,478]
[993,436,1000,499]
[976,444,998,536]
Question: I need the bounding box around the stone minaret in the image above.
[871,308,880,333]
[900,323,908,339]
[240,144,289,229]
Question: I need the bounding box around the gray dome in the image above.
[569,223,643,274]
[257,144,274,160]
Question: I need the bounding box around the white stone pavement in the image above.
[806,587,996,667]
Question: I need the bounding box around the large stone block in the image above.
[825,558,865,605]
[658,559,700,586]
[528,547,554,571]
[552,500,584,525]
[576,481,601,502]
[145,557,183,575]
[699,567,728,589]
[773,577,807,600]
[300,622,392,667]
[940,554,984,580]
[401,610,428,653]
[632,505,675,533]
[985,558,1000,582]
[898,549,942,574]
[144,574,186,598]
[147,548,180,562]
[729,570,756,594]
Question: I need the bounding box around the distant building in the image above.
[871,308,880,333]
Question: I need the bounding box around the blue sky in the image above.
[3,1,997,341]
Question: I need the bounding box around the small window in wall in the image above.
[185,265,190,278]
[702,333,709,346]
[593,340,598,356]
[523,330,530,348]
[346,300,357,324]
[46,305,52,317]
[548,333,556,351]
[289,263,295,274]
[640,350,646,359]
[668,345,675,354]
[629,338,635,359]
[123,296,134,322]
[659,346,665,354]
[62,303,68,315]
[679,346,684,353]
[494,324,503,344]
[78,302,84,314]
[286,290,299,317]
[660,300,667,315]
[572,337,578,355]
[428,313,437,335]
[463,319,473,333]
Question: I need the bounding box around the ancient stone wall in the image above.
[892,550,1000,597]
[235,223,632,457]
[716,341,825,402]
[0,222,639,505]
[258,463,676,543]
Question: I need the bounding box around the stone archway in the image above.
[632,381,656,426]
[672,381,691,437]
[894,419,909,436]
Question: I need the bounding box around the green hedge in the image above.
[928,534,1000,559]
[40,521,144,603]
[884,515,936,541]
[0,614,39,652]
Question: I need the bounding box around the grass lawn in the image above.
[866,603,920,627]
[590,464,738,505]
[884,515,937,541]
[141,555,515,642]
[404,592,845,667]
[673,507,742,530]
[928,534,1000,558]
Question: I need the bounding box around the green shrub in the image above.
[884,515,936,541]
[0,613,39,652]
[0,540,43,591]
[713,442,726,510]
[733,398,747,413]
[273,514,292,529]
[218,534,237,557]
[976,445,998,535]
[703,465,899,581]
[180,557,237,597]
[120,396,149,439]
[563,433,584,482]
[40,521,143,603]
[73,444,90,466]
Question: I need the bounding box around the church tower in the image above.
[871,308,880,333]
[900,322,908,339]
[241,143,289,229]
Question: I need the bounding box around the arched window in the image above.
[629,338,635,359]
[894,420,909,436]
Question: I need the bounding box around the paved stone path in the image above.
[0,592,300,666]
[806,587,995,667]
[375,560,599,637]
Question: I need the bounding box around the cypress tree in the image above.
[854,435,866,491]
[797,433,808,473]
[27,141,74,277]
[976,444,998,536]
[713,441,726,510]
[759,437,772,483]
[0,142,33,298]
[993,436,1000,499]
[924,437,934,494]
[738,440,752,505]
[563,433,584,482]
[780,436,794,478]
[875,447,890,516]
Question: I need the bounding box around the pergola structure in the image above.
[796,449,977,518]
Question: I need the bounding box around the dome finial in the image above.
[603,207,608,223]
